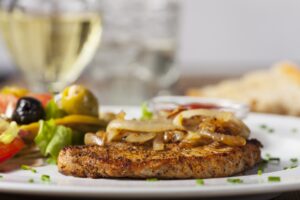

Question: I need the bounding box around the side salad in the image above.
[0,85,107,169]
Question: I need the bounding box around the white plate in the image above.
[0,106,299,198]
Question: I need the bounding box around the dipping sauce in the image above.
[181,103,219,110]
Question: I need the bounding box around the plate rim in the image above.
[0,106,299,198]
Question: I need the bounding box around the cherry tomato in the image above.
[27,93,52,107]
[0,137,24,163]
[0,94,18,114]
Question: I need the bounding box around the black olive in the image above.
[12,97,45,124]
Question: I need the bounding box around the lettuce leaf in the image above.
[34,120,72,162]
[34,120,56,155]
[140,102,153,120]
[45,125,72,161]
[45,100,66,120]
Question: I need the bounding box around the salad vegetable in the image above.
[0,137,24,163]
[0,85,106,167]
[21,115,106,135]
[45,100,66,120]
[35,120,72,162]
[60,85,99,117]
[140,103,153,120]
[12,97,45,125]
[1,86,28,97]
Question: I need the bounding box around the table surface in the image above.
[0,73,299,200]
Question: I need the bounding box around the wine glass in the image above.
[0,0,102,92]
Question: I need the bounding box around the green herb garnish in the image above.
[0,175,3,178]
[291,128,298,133]
[146,178,158,182]
[28,178,34,183]
[21,165,37,173]
[268,157,280,164]
[258,159,268,172]
[268,176,281,182]
[257,169,263,176]
[260,124,267,129]
[264,154,280,164]
[283,166,297,170]
[140,102,153,120]
[287,165,297,169]
[268,128,274,133]
[227,178,243,184]
[41,175,50,182]
[265,153,271,158]
[259,125,275,133]
[290,158,298,163]
[196,179,205,185]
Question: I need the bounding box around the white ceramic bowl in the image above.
[149,96,250,119]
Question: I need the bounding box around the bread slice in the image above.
[187,62,300,116]
[57,140,261,179]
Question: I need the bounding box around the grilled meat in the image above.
[57,139,261,179]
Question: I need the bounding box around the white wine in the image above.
[0,10,102,91]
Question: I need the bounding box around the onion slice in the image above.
[173,109,233,127]
[195,130,246,146]
[84,133,105,146]
[125,132,156,143]
[173,109,250,139]
[107,119,181,142]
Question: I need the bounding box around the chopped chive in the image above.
[291,128,298,133]
[268,128,274,133]
[265,153,271,159]
[196,179,204,185]
[21,165,37,173]
[41,175,50,182]
[259,124,268,129]
[290,158,298,163]
[263,154,280,164]
[268,157,280,161]
[28,178,34,183]
[0,175,3,178]
[257,169,263,176]
[284,166,297,170]
[268,157,280,164]
[258,159,268,172]
[268,176,280,182]
[261,159,268,164]
[146,178,158,182]
[227,178,243,184]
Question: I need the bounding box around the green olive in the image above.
[60,85,99,117]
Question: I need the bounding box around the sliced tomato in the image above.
[27,93,52,107]
[0,94,18,114]
[0,137,24,163]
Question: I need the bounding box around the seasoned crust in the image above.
[57,139,261,179]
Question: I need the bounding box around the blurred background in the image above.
[0,0,299,104]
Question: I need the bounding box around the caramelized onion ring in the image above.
[195,131,246,146]
[107,119,182,142]
[125,132,156,143]
[173,109,250,139]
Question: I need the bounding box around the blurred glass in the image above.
[89,0,180,105]
[0,0,102,92]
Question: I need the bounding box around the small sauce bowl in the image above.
[149,96,249,119]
